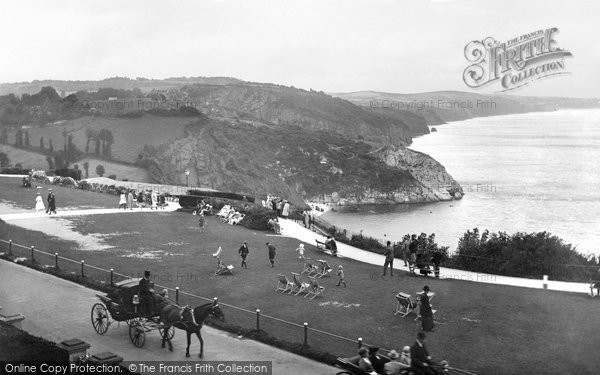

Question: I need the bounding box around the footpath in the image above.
[278,219,593,294]
[0,260,336,375]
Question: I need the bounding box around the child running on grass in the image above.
[336,265,347,287]
[198,212,205,232]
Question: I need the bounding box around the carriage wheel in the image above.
[129,321,146,348]
[158,325,175,340]
[91,303,110,335]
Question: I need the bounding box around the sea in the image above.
[322,109,600,256]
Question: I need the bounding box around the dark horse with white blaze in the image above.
[159,298,225,358]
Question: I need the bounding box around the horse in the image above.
[159,299,225,358]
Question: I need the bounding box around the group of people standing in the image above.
[356,332,444,375]
[118,190,135,210]
[381,234,443,279]
[34,189,56,214]
[263,195,290,218]
[117,189,167,210]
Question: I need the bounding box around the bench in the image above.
[315,239,327,250]
[315,239,337,256]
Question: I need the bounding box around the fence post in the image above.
[175,287,179,304]
[54,253,58,269]
[31,246,35,262]
[358,337,363,348]
[256,309,260,331]
[110,269,114,286]
[8,240,12,256]
[80,260,85,277]
[303,322,308,346]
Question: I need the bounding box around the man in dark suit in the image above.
[239,241,249,268]
[411,332,439,375]
[138,270,154,316]
[368,346,389,374]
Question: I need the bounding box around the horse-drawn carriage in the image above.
[90,278,174,348]
[90,278,225,357]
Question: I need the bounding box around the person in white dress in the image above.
[35,193,45,212]
[118,192,127,209]
[151,190,158,210]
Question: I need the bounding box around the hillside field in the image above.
[5,114,192,164]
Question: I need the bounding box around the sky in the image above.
[1,0,599,97]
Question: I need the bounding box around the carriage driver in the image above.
[139,270,155,316]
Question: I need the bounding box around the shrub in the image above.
[31,170,47,180]
[61,177,78,187]
[78,180,91,190]
[55,168,82,180]
[108,174,117,180]
[449,228,599,282]
[238,206,278,230]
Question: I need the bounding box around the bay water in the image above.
[322,109,600,256]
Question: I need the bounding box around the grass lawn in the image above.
[1,181,599,374]
[0,176,120,211]
[0,322,68,361]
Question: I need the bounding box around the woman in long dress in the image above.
[420,285,435,332]
[35,193,45,212]
[151,190,158,210]
[118,192,127,209]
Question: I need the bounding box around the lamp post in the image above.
[185,169,190,187]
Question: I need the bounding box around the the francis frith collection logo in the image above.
[463,27,572,91]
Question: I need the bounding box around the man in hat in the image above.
[383,349,408,375]
[238,241,249,269]
[138,270,154,316]
[368,346,389,374]
[47,189,56,215]
[357,347,377,375]
[411,332,437,375]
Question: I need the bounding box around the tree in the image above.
[24,130,30,147]
[104,130,114,157]
[15,129,23,147]
[0,152,9,167]
[95,138,101,155]
[83,161,89,178]
[62,129,68,154]
[49,139,54,153]
[46,155,55,169]
[98,129,107,156]
[54,150,66,169]
[0,128,8,144]
[39,136,45,149]
[95,164,105,177]
[85,128,97,154]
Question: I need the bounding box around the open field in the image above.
[7,115,191,164]
[69,157,149,182]
[1,178,599,374]
[0,144,49,169]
